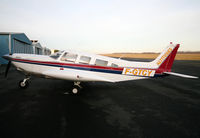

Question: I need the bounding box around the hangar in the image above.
[31,40,43,55]
[0,32,51,64]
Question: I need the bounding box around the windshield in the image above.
[49,51,63,59]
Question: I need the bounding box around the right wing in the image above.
[42,68,115,82]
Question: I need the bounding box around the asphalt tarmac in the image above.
[0,60,200,138]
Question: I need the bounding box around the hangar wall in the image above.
[0,32,51,64]
[13,39,33,54]
[0,34,10,64]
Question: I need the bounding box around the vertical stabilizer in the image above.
[151,43,180,73]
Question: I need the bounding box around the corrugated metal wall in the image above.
[0,33,34,64]
[0,33,51,64]
[0,35,9,64]
[13,39,33,54]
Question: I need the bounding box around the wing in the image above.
[42,68,115,82]
[42,68,146,83]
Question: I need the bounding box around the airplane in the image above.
[2,42,198,94]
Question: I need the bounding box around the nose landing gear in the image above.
[19,76,31,89]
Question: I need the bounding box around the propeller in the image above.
[5,61,11,77]
[2,54,12,78]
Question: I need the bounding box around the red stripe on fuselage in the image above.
[12,58,165,76]
[12,58,124,71]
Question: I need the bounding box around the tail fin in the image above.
[151,43,180,73]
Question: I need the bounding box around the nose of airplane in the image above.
[2,54,12,61]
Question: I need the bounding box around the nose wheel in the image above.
[19,76,30,89]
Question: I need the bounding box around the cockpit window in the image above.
[49,51,63,59]
[60,52,78,62]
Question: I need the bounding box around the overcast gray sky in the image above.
[0,0,200,53]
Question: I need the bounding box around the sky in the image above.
[0,0,200,53]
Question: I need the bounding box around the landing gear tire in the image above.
[72,86,80,94]
[19,79,29,89]
[67,82,82,95]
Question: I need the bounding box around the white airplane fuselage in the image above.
[8,43,180,83]
[10,50,156,82]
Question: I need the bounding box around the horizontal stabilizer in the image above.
[164,72,198,79]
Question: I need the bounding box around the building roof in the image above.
[0,32,23,35]
[0,32,32,45]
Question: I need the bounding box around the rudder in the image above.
[151,43,180,73]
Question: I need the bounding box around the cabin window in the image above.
[49,51,63,59]
[111,63,118,68]
[61,52,78,62]
[95,59,108,66]
[79,56,91,64]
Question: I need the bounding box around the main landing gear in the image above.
[71,82,82,94]
[18,76,82,95]
[19,76,31,89]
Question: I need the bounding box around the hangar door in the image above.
[13,39,33,54]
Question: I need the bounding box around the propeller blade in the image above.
[2,54,12,78]
[5,61,11,77]
[3,54,12,78]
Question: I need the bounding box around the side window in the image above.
[111,63,118,68]
[61,53,78,62]
[95,59,108,66]
[79,56,91,64]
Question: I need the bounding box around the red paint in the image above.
[156,44,179,74]
[12,58,124,71]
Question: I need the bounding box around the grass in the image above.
[102,53,200,60]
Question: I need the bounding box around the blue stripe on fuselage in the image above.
[12,59,123,74]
